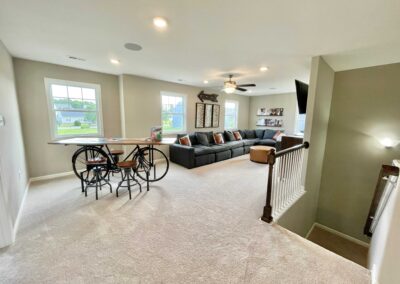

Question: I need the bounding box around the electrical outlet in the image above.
[0,115,4,127]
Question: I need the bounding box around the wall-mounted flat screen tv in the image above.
[295,80,308,114]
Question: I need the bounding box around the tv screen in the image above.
[295,80,308,114]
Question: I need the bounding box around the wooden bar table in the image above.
[49,137,176,191]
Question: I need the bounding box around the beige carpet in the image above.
[0,155,370,283]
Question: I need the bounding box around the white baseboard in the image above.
[12,179,30,242]
[309,223,370,248]
[305,222,316,239]
[30,171,75,182]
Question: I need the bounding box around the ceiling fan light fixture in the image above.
[224,81,236,94]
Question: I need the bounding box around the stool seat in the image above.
[250,146,275,164]
[85,157,107,165]
[117,160,136,169]
[111,149,124,155]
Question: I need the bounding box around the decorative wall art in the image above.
[195,103,205,128]
[195,103,220,128]
[204,104,213,128]
[212,104,220,128]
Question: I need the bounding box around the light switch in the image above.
[0,115,5,127]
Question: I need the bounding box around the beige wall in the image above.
[119,74,250,148]
[0,41,28,247]
[318,62,400,242]
[13,59,121,178]
[278,57,335,236]
[248,93,297,135]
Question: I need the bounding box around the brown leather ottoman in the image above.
[250,146,275,164]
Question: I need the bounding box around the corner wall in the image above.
[318,62,400,242]
[0,41,29,247]
[13,59,121,178]
[278,56,335,236]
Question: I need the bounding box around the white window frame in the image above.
[224,100,239,130]
[44,78,104,139]
[160,91,187,134]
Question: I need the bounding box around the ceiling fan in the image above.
[223,74,256,94]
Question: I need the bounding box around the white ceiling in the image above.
[1,0,400,95]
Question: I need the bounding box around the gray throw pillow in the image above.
[263,129,276,139]
[255,129,265,139]
[224,131,235,142]
[195,132,210,146]
[244,130,256,139]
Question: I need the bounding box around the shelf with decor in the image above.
[256,114,284,117]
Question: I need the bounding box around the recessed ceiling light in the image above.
[124,42,142,51]
[260,66,269,72]
[269,87,276,90]
[203,80,209,84]
[110,59,120,65]
[153,17,168,29]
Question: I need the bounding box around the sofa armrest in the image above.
[169,144,195,169]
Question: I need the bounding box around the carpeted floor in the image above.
[0,155,370,283]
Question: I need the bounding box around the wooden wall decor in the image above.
[195,103,220,128]
[212,104,220,127]
[197,91,218,103]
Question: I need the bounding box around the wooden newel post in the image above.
[261,148,276,223]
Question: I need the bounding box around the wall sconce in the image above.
[380,138,398,148]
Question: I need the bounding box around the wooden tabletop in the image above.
[48,137,176,146]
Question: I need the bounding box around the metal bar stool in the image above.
[116,160,142,199]
[108,149,125,180]
[84,157,112,200]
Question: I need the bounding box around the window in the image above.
[224,100,239,129]
[295,113,306,135]
[161,92,186,133]
[45,78,103,139]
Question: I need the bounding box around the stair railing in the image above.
[261,141,309,223]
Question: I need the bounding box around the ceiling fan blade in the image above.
[236,87,247,92]
[237,84,256,87]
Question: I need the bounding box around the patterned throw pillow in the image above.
[179,135,192,146]
[213,133,225,144]
[233,131,242,140]
[273,130,282,141]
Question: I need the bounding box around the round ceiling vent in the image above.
[124,43,142,51]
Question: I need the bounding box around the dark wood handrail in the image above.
[275,141,309,158]
[261,141,309,223]
[364,164,399,237]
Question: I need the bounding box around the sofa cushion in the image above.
[210,144,231,153]
[224,130,236,142]
[263,129,277,139]
[258,139,276,146]
[243,138,260,146]
[244,130,256,139]
[178,135,191,146]
[195,132,210,146]
[225,141,245,149]
[192,145,215,156]
[255,129,265,139]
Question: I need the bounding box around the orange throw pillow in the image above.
[233,131,242,141]
[213,133,225,144]
[179,135,192,146]
[273,130,282,141]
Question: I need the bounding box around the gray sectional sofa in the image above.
[169,129,281,169]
